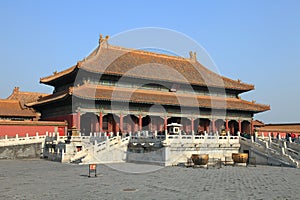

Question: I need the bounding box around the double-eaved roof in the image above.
[30,39,270,113]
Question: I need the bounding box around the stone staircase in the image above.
[70,136,130,164]
[240,136,299,168]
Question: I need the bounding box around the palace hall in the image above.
[27,35,270,136]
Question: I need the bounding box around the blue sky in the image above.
[0,1,299,123]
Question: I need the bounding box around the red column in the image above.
[212,119,216,133]
[164,117,168,131]
[72,114,76,128]
[251,120,254,135]
[206,121,209,132]
[99,112,103,132]
[139,115,142,131]
[191,118,194,134]
[120,114,123,133]
[225,120,229,132]
[238,120,242,133]
[77,111,81,131]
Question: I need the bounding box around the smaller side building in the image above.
[0,87,67,137]
[255,120,300,138]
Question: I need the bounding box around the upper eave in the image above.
[39,43,254,92]
[40,65,78,86]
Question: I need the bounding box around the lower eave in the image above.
[27,86,270,113]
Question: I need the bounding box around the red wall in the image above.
[258,131,299,138]
[46,114,75,129]
[0,125,66,137]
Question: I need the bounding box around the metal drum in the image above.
[191,154,209,165]
[232,153,248,163]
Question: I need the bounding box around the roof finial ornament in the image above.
[77,61,82,67]
[99,34,109,48]
[99,34,103,44]
[13,87,20,93]
[189,51,197,62]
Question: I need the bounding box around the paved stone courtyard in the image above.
[0,160,299,200]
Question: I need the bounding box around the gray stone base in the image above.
[0,143,42,159]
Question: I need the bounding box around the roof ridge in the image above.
[105,44,192,62]
[0,99,20,103]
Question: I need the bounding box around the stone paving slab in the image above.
[0,160,299,200]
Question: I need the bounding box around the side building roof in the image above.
[0,87,48,119]
[7,87,48,108]
[257,123,300,133]
[0,99,37,118]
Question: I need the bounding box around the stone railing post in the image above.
[203,132,207,143]
[255,132,258,141]
[165,129,168,140]
[283,141,287,149]
[268,133,272,146]
[61,148,65,161]
[106,136,110,151]
[227,131,230,143]
[281,147,285,155]
[145,131,148,137]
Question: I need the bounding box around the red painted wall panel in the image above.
[0,125,66,137]
[46,114,74,129]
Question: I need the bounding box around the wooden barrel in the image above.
[232,153,248,163]
[191,154,209,165]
